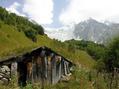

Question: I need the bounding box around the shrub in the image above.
[24,29,37,42]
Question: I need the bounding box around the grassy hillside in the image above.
[0,21,95,68]
[0,21,36,58]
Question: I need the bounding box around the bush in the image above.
[24,29,37,42]
[104,36,119,72]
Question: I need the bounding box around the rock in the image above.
[0,65,10,73]
[60,74,72,82]
[0,75,3,78]
[0,65,10,85]
[1,78,9,85]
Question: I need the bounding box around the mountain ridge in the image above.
[73,18,119,44]
[46,18,119,44]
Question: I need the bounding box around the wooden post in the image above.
[31,59,34,84]
[11,61,18,86]
[11,61,18,77]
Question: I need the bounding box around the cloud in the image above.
[6,0,54,25]
[45,25,74,41]
[23,0,54,24]
[6,2,25,16]
[59,0,119,25]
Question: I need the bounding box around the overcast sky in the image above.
[0,0,119,41]
[0,0,119,28]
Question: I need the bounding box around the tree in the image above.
[104,36,119,72]
[86,43,106,60]
[0,7,45,42]
[24,29,37,42]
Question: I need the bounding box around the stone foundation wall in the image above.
[0,65,10,85]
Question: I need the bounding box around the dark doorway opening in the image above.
[18,62,27,87]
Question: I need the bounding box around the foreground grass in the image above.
[0,66,92,89]
[0,65,114,89]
